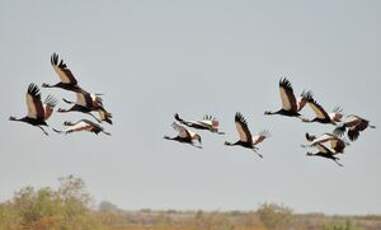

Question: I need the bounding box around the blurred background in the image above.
[0,0,380,218]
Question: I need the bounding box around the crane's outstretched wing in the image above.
[235,112,252,143]
[43,95,57,120]
[253,130,271,146]
[50,53,78,85]
[26,83,44,119]
[306,95,330,120]
[171,122,191,139]
[279,78,297,112]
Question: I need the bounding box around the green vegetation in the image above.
[323,220,363,230]
[0,175,101,230]
[0,176,380,230]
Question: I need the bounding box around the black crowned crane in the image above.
[302,133,348,167]
[334,115,376,141]
[9,83,57,135]
[301,94,344,125]
[265,78,311,118]
[174,113,225,135]
[225,112,270,158]
[42,53,83,92]
[164,122,202,148]
[58,89,112,124]
[53,119,111,136]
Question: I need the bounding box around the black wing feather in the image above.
[50,53,78,85]
[279,77,298,111]
[306,94,330,119]
[348,129,360,141]
[301,90,313,99]
[28,83,41,100]
[235,112,252,143]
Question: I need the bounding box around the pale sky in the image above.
[1,0,380,215]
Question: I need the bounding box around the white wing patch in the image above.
[316,143,332,154]
[26,94,37,119]
[235,121,249,142]
[329,112,343,122]
[187,129,198,139]
[252,130,270,146]
[197,120,213,128]
[76,93,87,107]
[309,134,344,154]
[280,87,292,111]
[310,134,335,146]
[309,103,328,119]
[91,94,103,106]
[171,122,189,138]
[52,65,71,84]
[330,139,339,149]
[98,110,106,120]
[66,121,92,133]
[344,115,361,127]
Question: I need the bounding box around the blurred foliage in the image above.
[0,175,102,230]
[99,201,120,213]
[257,202,293,230]
[0,177,379,230]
